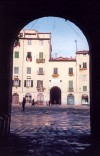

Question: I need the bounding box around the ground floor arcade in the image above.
[12,86,89,105]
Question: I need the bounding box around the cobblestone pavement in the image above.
[0,104,97,156]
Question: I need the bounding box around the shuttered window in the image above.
[83,62,87,68]
[69,68,73,74]
[27,67,31,74]
[54,68,58,74]
[24,80,33,87]
[12,80,21,87]
[83,86,87,91]
[15,51,19,58]
[69,80,73,88]
[39,52,43,59]
[37,80,43,88]
[39,68,43,75]
[27,52,32,58]
[14,67,19,74]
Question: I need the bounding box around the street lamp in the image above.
[75,40,77,52]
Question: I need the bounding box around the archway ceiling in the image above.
[1,0,100,48]
[1,1,100,29]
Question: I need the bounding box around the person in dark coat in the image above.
[32,98,35,106]
[49,100,51,106]
[22,97,26,111]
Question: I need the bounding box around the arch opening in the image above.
[50,86,61,104]
[12,16,90,107]
[67,94,75,105]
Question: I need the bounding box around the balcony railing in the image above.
[68,88,74,92]
[36,87,46,92]
[79,67,87,70]
[52,74,59,78]
[36,59,45,63]
[37,71,45,75]
[69,73,74,76]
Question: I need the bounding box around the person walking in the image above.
[22,97,26,111]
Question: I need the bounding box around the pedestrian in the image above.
[32,98,35,106]
[49,100,51,106]
[22,97,26,111]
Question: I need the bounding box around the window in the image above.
[83,86,87,91]
[39,52,43,60]
[54,68,58,74]
[69,68,73,74]
[26,52,32,62]
[27,67,31,74]
[37,80,43,87]
[27,40,32,45]
[68,80,73,91]
[38,68,43,75]
[14,67,19,74]
[15,51,19,58]
[83,62,87,69]
[37,80,43,91]
[13,78,21,87]
[24,80,33,87]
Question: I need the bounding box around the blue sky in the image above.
[23,16,89,57]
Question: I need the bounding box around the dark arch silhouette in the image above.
[50,86,61,104]
[1,0,100,141]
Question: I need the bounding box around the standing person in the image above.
[49,100,51,106]
[22,97,26,111]
[32,98,35,106]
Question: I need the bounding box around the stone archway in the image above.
[1,0,100,141]
[50,86,61,104]
[37,93,44,105]
[67,94,74,105]
[82,94,89,105]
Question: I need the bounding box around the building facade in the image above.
[12,29,90,105]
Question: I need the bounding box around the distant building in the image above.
[12,29,90,105]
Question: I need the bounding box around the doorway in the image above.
[67,94,74,105]
[50,86,61,104]
[12,93,19,104]
[82,94,89,105]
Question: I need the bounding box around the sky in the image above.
[23,16,89,58]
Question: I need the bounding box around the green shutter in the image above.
[15,52,19,58]
[39,52,43,59]
[69,80,73,88]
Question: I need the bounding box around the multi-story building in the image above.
[12,29,90,105]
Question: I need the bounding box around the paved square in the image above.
[0,105,91,156]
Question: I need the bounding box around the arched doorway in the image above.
[12,93,19,104]
[50,86,61,104]
[67,94,74,105]
[82,94,89,105]
[25,93,32,103]
[37,93,44,105]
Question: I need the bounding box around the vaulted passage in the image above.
[50,86,61,104]
[1,0,100,152]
